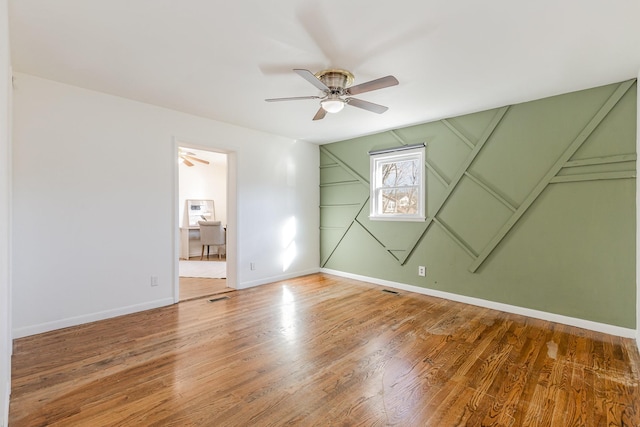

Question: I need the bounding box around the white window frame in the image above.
[369,145,425,222]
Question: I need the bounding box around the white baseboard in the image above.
[12,298,175,339]
[237,267,321,290]
[321,268,637,339]
[2,379,8,427]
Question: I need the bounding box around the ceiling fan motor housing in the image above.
[315,69,354,94]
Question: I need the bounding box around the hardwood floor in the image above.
[179,256,229,301]
[9,274,640,426]
[179,277,230,301]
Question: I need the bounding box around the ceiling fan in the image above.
[178,149,210,167]
[266,69,399,120]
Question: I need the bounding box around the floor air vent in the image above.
[382,289,399,295]
[208,296,230,303]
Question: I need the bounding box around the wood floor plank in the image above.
[9,273,640,426]
[179,277,230,301]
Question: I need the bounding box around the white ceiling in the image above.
[9,0,640,144]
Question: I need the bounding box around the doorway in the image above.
[176,145,232,301]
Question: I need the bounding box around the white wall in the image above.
[0,0,11,423]
[11,73,319,338]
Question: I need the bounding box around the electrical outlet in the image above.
[250,262,255,271]
[418,266,426,277]
[150,276,159,287]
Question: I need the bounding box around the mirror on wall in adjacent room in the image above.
[186,199,215,226]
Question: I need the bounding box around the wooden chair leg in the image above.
[200,245,205,260]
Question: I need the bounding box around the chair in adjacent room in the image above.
[198,220,226,260]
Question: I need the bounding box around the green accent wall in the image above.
[320,80,637,328]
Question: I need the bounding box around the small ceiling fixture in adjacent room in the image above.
[178,149,210,167]
[266,68,399,121]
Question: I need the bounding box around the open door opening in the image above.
[176,146,233,301]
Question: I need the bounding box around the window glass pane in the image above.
[381,158,419,187]
[380,187,419,214]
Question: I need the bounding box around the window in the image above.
[369,145,425,221]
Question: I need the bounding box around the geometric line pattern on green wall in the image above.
[468,79,636,272]
[320,197,369,267]
[426,159,450,186]
[320,147,369,186]
[441,119,475,149]
[563,153,636,168]
[549,170,635,184]
[319,148,369,266]
[463,171,517,212]
[551,153,636,183]
[320,106,511,268]
[320,80,636,275]
[399,106,510,265]
[433,217,478,259]
[320,107,509,267]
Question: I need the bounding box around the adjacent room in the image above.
[177,147,230,300]
[1,0,639,425]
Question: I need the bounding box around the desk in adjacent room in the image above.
[179,226,202,259]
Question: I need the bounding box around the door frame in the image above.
[172,138,237,303]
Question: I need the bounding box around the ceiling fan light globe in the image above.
[321,99,345,113]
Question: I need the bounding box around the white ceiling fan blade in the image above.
[184,155,210,165]
[312,107,327,121]
[265,95,322,102]
[294,69,330,92]
[346,75,399,96]
[346,98,389,114]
